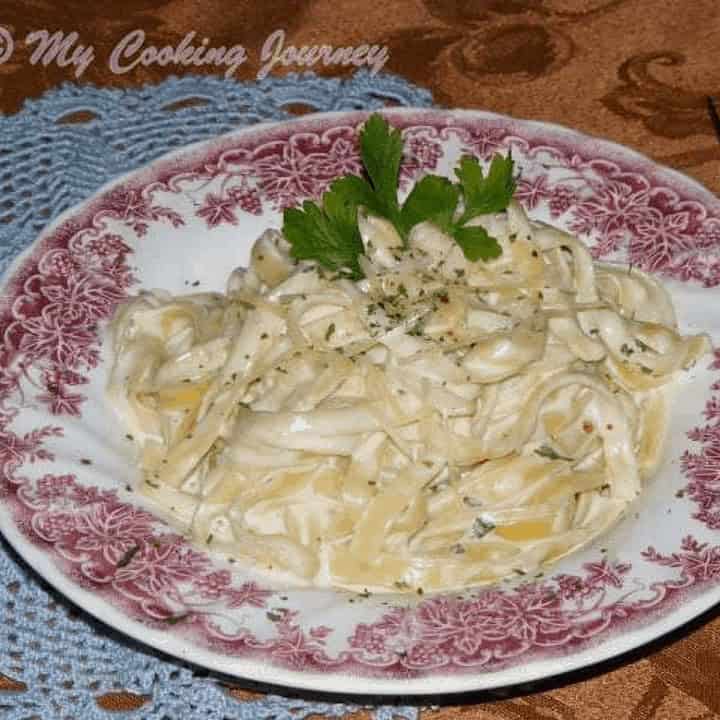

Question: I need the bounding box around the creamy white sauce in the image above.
[106,206,711,593]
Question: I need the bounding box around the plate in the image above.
[1,108,719,696]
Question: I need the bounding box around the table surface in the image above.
[1,1,719,718]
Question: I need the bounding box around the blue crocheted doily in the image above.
[0,70,432,720]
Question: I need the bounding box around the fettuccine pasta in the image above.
[107,201,710,592]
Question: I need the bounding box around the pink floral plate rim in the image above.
[0,107,719,696]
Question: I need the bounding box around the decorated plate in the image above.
[0,108,719,696]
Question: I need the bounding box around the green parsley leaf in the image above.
[283,198,364,280]
[534,444,573,461]
[455,156,484,202]
[472,517,496,539]
[359,113,403,221]
[163,613,190,625]
[452,225,502,262]
[116,544,140,568]
[400,175,460,236]
[323,181,362,240]
[281,114,519,276]
[327,175,385,217]
[456,153,516,224]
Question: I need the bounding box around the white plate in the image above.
[1,108,719,696]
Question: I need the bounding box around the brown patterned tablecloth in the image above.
[1,1,719,718]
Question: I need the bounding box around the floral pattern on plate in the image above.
[1,109,719,693]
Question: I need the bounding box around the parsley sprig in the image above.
[282,113,517,278]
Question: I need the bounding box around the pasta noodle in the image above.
[107,200,710,592]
